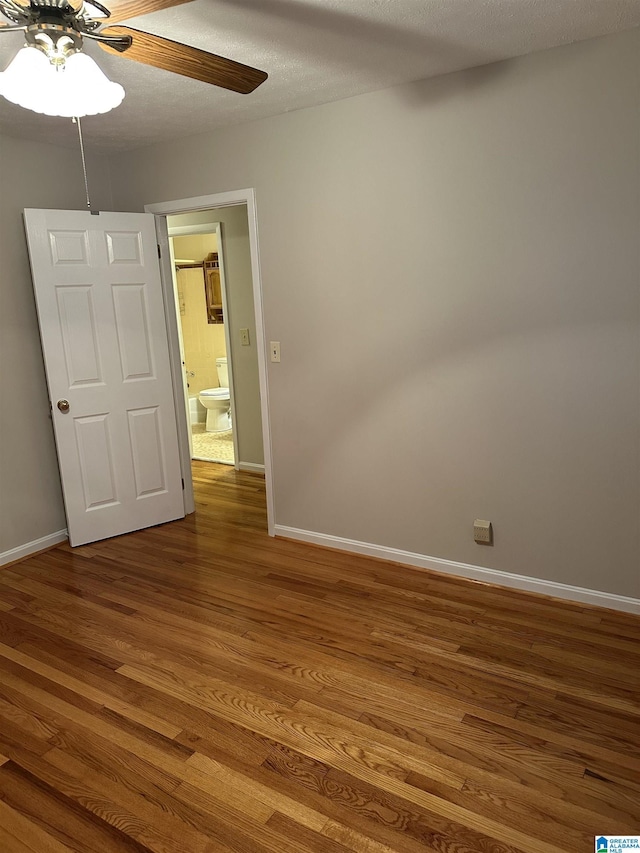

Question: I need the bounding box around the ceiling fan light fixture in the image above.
[0,44,125,117]
[0,0,268,118]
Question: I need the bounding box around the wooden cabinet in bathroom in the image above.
[204,253,223,324]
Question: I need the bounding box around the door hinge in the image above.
[181,478,184,490]
[157,244,162,259]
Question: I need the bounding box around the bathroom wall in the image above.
[172,234,227,397]
[176,268,225,396]
[173,234,218,264]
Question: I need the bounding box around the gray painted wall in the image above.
[169,206,264,467]
[0,134,113,555]
[108,29,640,598]
[1,29,638,601]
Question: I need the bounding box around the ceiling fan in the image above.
[0,0,268,115]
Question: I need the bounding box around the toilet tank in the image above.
[215,357,229,388]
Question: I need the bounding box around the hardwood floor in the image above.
[0,461,638,852]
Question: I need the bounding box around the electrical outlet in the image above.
[474,519,493,545]
[270,341,281,362]
[240,328,250,346]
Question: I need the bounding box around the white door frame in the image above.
[210,223,240,468]
[147,189,274,536]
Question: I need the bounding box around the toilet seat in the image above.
[200,387,230,400]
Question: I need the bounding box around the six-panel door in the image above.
[24,209,185,546]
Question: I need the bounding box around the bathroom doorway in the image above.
[170,224,236,466]
[148,189,273,535]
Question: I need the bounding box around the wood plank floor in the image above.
[0,461,638,853]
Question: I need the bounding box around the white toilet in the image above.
[199,358,231,432]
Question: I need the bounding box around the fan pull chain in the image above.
[72,116,92,212]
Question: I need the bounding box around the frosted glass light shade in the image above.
[0,46,124,117]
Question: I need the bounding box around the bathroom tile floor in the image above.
[191,423,234,465]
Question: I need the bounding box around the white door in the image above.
[24,209,185,547]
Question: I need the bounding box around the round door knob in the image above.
[57,399,70,413]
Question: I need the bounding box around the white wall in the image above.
[0,133,113,556]
[108,29,640,600]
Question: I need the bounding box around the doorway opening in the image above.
[147,189,274,536]
[169,223,235,466]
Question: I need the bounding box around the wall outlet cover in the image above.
[474,519,493,545]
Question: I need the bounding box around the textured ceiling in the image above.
[1,0,639,153]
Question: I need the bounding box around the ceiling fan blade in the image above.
[98,26,268,93]
[104,0,196,26]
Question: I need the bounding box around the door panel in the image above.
[75,414,119,509]
[57,286,103,386]
[105,230,144,265]
[24,209,185,546]
[127,406,167,497]
[49,229,90,265]
[112,284,155,380]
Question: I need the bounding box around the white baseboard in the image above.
[237,462,265,473]
[0,529,68,568]
[274,525,640,615]
[192,456,234,465]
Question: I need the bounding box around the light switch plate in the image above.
[240,328,250,346]
[270,341,281,362]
